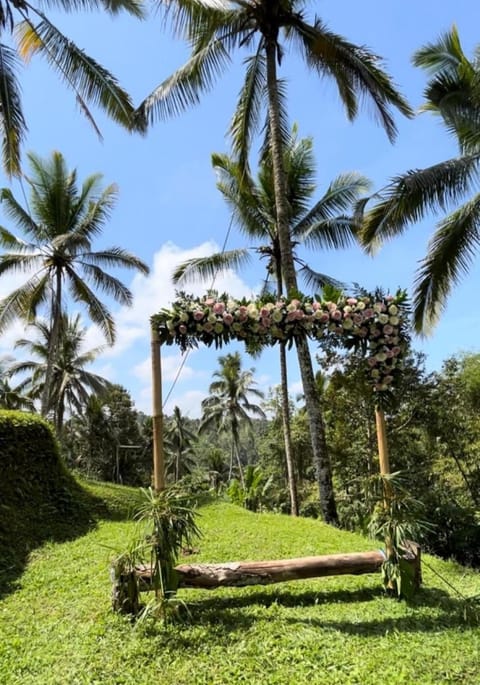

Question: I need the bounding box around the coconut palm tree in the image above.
[0,355,35,410]
[0,0,144,175]
[362,26,480,334]
[9,314,112,432]
[164,405,198,482]
[200,351,265,487]
[136,0,411,523]
[174,127,369,517]
[0,150,150,415]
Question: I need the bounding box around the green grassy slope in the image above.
[0,483,479,685]
[0,410,143,596]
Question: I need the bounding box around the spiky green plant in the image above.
[112,485,201,622]
[368,472,431,598]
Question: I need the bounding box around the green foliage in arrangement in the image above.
[0,410,93,586]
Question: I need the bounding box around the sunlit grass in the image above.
[1,484,479,685]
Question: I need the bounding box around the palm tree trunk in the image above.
[265,40,338,524]
[232,423,245,488]
[41,272,62,419]
[279,341,298,515]
[295,335,337,523]
[275,261,298,516]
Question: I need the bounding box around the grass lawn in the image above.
[1,481,479,685]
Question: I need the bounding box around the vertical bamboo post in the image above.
[375,406,393,559]
[151,325,165,492]
[375,406,391,479]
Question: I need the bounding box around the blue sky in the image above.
[1,0,480,417]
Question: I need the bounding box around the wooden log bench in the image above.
[112,544,421,612]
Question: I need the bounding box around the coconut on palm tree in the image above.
[8,314,112,432]
[362,26,480,334]
[174,127,370,516]
[200,351,265,487]
[0,150,150,417]
[137,0,411,523]
[0,0,144,175]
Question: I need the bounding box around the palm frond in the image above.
[361,154,480,250]
[413,193,480,334]
[0,188,40,238]
[135,36,232,125]
[72,180,118,236]
[212,151,272,238]
[16,15,141,131]
[295,172,371,238]
[229,47,266,171]
[172,249,251,284]
[413,25,472,77]
[67,270,116,343]
[80,246,149,274]
[289,18,413,143]
[34,0,144,17]
[259,77,291,163]
[300,216,359,250]
[0,251,44,275]
[159,0,233,42]
[298,263,346,293]
[0,43,26,176]
[0,273,49,333]
[69,262,133,306]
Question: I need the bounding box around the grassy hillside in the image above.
[0,482,479,685]
[0,410,143,595]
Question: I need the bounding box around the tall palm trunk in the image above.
[41,270,62,419]
[266,40,338,524]
[232,420,245,488]
[279,341,298,515]
[275,258,298,516]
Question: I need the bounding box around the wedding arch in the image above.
[111,289,419,605]
[150,289,409,494]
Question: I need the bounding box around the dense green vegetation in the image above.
[0,482,479,685]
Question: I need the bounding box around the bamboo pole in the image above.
[375,407,391,478]
[151,326,165,492]
[375,406,393,559]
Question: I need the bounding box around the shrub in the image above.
[0,410,92,581]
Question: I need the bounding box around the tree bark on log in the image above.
[135,550,388,590]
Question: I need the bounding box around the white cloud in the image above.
[289,380,304,399]
[133,350,199,384]
[0,320,38,360]
[136,384,205,419]
[85,240,256,358]
[163,389,206,419]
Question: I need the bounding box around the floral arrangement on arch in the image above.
[151,290,409,394]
